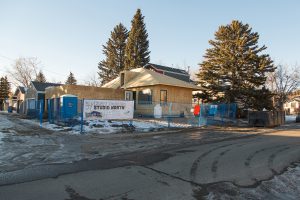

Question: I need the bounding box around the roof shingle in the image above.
[31,81,62,92]
[144,63,189,75]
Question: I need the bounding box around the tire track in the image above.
[189,137,260,181]
[243,144,299,184]
[189,143,235,181]
[268,146,291,174]
[244,144,287,167]
[211,148,232,178]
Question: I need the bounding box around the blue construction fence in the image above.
[25,99,45,126]
[47,96,83,128]
[134,100,237,127]
[26,97,237,132]
[24,97,83,131]
[25,99,44,118]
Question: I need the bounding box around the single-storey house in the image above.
[284,97,300,115]
[25,81,62,115]
[14,86,26,113]
[103,67,202,117]
[284,90,300,115]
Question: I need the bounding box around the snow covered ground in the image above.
[206,163,300,200]
[0,115,14,129]
[23,118,191,134]
[17,114,299,134]
[0,132,6,144]
[285,115,297,123]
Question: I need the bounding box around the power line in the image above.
[0,54,94,83]
[42,68,67,77]
[42,68,92,82]
[0,54,14,61]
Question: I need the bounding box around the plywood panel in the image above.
[45,85,125,100]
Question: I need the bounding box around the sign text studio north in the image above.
[94,106,125,110]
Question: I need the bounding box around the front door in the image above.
[132,91,136,109]
[125,91,133,101]
[125,91,136,109]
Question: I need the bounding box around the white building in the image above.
[284,97,300,115]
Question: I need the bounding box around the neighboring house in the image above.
[143,63,191,82]
[103,67,202,117]
[284,90,300,115]
[1,91,15,111]
[284,97,300,115]
[14,86,27,113]
[25,81,61,115]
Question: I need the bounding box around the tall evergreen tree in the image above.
[125,8,150,70]
[98,23,128,85]
[0,76,10,110]
[65,72,77,85]
[35,70,47,83]
[196,20,275,109]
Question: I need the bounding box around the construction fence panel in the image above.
[46,98,237,133]
[25,99,44,118]
[134,101,237,128]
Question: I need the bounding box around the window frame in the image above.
[160,90,168,105]
[138,89,152,105]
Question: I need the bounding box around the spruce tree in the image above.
[196,20,275,109]
[247,87,274,111]
[35,70,47,83]
[125,9,150,70]
[98,23,128,85]
[0,76,10,110]
[65,72,77,85]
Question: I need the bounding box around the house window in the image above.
[121,73,125,86]
[160,90,167,104]
[138,89,152,104]
[27,99,36,109]
[125,91,133,100]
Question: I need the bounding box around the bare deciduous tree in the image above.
[7,57,40,87]
[84,73,101,87]
[267,64,300,110]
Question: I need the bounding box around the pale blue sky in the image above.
[0,0,299,84]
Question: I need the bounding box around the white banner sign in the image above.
[83,100,134,120]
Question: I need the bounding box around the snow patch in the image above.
[0,116,14,130]
[285,115,297,122]
[205,164,300,200]
[33,119,189,134]
[0,132,7,144]
[18,116,191,135]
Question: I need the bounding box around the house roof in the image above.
[103,68,202,90]
[144,63,193,82]
[291,97,300,102]
[144,63,189,75]
[18,86,26,94]
[31,81,62,92]
[14,86,27,96]
[14,86,26,96]
[103,77,121,89]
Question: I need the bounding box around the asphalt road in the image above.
[0,124,299,200]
